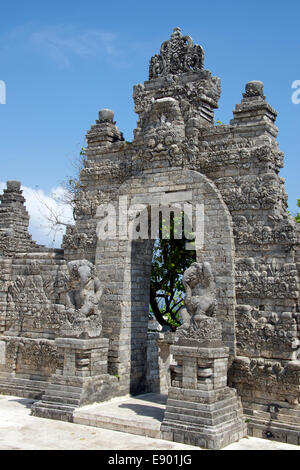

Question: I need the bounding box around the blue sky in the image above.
[0,0,299,244]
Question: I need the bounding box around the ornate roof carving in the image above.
[149,27,204,80]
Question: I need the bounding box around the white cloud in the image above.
[28,26,118,68]
[0,23,119,68]
[0,182,74,248]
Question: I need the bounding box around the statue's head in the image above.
[183,261,214,289]
[183,262,202,288]
[67,260,96,286]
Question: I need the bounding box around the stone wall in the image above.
[0,182,67,396]
[145,320,172,394]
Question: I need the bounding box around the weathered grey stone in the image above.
[0,27,299,447]
[161,343,246,449]
[31,336,118,421]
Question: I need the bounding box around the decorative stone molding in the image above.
[235,257,299,299]
[149,27,204,79]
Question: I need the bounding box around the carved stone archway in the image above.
[94,168,236,395]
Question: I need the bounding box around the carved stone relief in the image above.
[149,27,204,79]
[59,260,103,339]
[235,258,299,299]
[215,174,287,212]
[236,305,299,359]
[176,262,221,342]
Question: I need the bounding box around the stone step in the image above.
[0,378,43,390]
[167,395,238,412]
[247,414,300,433]
[31,403,74,422]
[14,250,64,259]
[41,394,81,406]
[0,374,47,387]
[0,382,43,392]
[161,416,247,449]
[43,387,82,400]
[32,401,75,412]
[246,415,300,445]
[164,406,240,427]
[244,402,300,427]
[244,407,300,426]
[0,386,42,399]
[73,412,161,439]
[166,397,239,414]
[162,413,246,436]
[73,393,167,439]
[165,402,241,423]
[0,380,44,390]
[0,378,46,399]
[46,383,83,394]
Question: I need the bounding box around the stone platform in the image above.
[0,371,47,399]
[2,394,300,450]
[160,343,247,449]
[31,337,119,422]
[73,392,167,439]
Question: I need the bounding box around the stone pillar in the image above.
[56,337,109,377]
[31,337,118,422]
[160,259,246,450]
[161,341,247,449]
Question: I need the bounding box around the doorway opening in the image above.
[130,209,196,395]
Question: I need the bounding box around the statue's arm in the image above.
[203,262,215,289]
[184,282,193,310]
[66,291,75,309]
[94,278,103,302]
[178,306,191,330]
[203,262,213,279]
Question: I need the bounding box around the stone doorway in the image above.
[94,168,236,397]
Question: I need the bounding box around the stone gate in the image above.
[0,27,300,448]
[95,168,236,396]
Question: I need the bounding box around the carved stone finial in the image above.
[149,28,204,80]
[244,80,265,98]
[171,27,182,38]
[98,108,115,123]
[88,109,124,146]
[6,180,21,192]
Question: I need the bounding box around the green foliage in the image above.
[295,199,300,223]
[289,199,300,223]
[150,212,196,329]
[215,119,225,126]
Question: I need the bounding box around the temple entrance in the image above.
[95,168,236,396]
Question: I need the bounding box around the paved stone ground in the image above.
[0,395,299,450]
[73,392,167,439]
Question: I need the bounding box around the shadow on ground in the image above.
[118,402,165,420]
[8,398,35,409]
